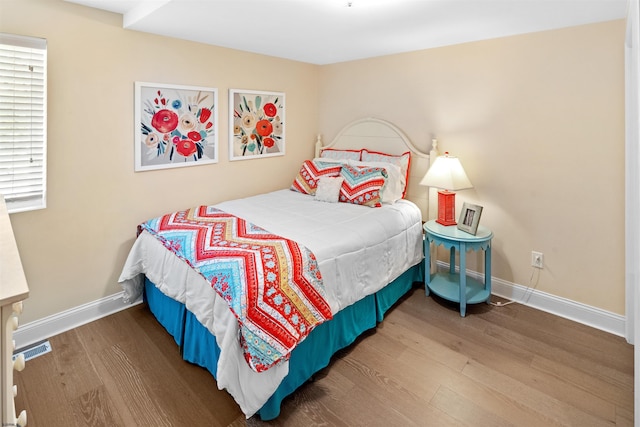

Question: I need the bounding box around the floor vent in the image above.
[13,340,52,362]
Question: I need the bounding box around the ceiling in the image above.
[65,0,628,65]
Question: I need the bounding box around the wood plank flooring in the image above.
[13,287,633,426]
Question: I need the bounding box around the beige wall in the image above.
[319,21,626,314]
[1,0,320,323]
[0,0,627,323]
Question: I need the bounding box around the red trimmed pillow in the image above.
[361,149,411,198]
[339,164,387,208]
[320,148,361,161]
[291,159,343,195]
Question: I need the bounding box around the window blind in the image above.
[0,33,46,213]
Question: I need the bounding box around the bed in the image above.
[119,117,432,420]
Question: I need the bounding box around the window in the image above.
[0,33,46,213]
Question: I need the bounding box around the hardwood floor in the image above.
[14,287,633,426]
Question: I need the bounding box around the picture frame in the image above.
[457,202,483,235]
[135,82,218,171]
[229,89,285,161]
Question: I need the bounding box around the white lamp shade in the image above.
[420,154,473,191]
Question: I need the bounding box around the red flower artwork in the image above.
[263,137,275,148]
[176,139,197,157]
[188,131,202,141]
[263,103,277,117]
[231,91,284,158]
[256,120,273,137]
[151,109,178,133]
[199,108,212,123]
[139,85,217,169]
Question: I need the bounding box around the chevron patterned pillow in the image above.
[339,164,388,208]
[291,159,343,195]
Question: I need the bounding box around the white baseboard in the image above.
[435,261,626,337]
[13,268,626,350]
[491,277,626,337]
[13,291,142,350]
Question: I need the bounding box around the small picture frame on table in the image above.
[457,202,483,235]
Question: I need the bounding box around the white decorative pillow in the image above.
[315,176,344,203]
[361,149,411,198]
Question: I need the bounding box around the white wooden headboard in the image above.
[315,117,436,219]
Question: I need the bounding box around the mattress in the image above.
[119,189,423,416]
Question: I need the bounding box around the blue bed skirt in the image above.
[143,262,423,420]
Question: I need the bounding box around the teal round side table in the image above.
[423,220,493,317]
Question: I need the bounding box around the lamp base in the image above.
[436,190,457,226]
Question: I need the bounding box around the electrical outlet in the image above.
[531,251,544,269]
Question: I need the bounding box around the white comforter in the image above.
[119,189,423,417]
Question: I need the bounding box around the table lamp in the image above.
[420,152,472,226]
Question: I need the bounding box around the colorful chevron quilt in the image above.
[139,206,333,372]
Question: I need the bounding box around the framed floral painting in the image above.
[229,89,285,160]
[135,82,218,171]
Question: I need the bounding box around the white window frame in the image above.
[0,33,47,213]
